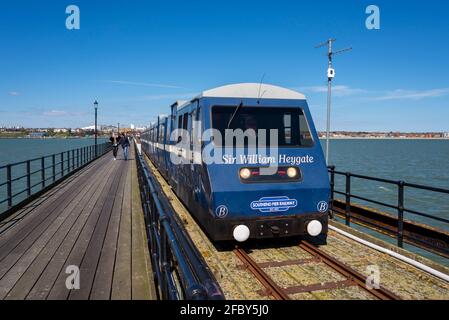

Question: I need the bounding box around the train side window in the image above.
[160,124,165,143]
[196,107,202,146]
[283,114,292,144]
[177,115,183,143]
[176,113,188,144]
[182,113,188,130]
[190,110,196,146]
[298,113,313,145]
[178,115,182,130]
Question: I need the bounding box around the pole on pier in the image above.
[315,39,351,164]
[94,100,98,157]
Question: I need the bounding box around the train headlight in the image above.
[287,167,298,178]
[307,220,323,237]
[239,168,251,180]
[233,225,250,242]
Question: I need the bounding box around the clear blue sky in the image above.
[1,0,448,131]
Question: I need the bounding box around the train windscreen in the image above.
[211,106,314,148]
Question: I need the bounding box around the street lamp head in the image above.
[94,100,98,108]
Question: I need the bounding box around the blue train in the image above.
[141,83,330,243]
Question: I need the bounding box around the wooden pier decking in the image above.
[0,146,156,300]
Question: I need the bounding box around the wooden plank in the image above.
[86,158,127,300]
[0,155,101,234]
[111,158,132,300]
[0,158,102,239]
[26,159,120,300]
[46,159,123,300]
[0,147,156,300]
[0,157,109,258]
[4,163,116,300]
[67,159,126,300]
[0,159,111,283]
[0,162,111,299]
[0,168,91,247]
[131,151,156,300]
[0,173,78,234]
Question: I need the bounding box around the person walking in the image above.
[121,133,130,161]
[109,132,121,160]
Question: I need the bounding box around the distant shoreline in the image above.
[1,136,448,141]
[321,137,449,140]
[0,136,107,140]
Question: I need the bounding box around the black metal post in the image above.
[26,160,31,197]
[52,154,56,182]
[345,172,351,226]
[6,164,12,207]
[398,181,405,248]
[94,100,98,157]
[41,157,45,188]
[61,153,64,177]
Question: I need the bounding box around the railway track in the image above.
[142,152,406,300]
[234,248,291,300]
[234,241,401,300]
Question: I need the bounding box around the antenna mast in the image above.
[315,39,352,164]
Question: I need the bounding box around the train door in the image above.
[156,118,161,166]
[157,121,163,167]
[162,118,169,177]
[172,113,184,194]
[166,105,176,183]
[179,111,189,198]
[162,118,170,178]
[185,108,195,199]
[191,104,202,201]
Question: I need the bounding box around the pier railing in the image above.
[135,143,224,300]
[328,166,449,258]
[0,142,111,220]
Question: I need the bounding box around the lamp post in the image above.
[94,100,98,157]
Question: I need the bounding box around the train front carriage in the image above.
[142,83,330,243]
[191,84,330,242]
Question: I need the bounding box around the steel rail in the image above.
[233,248,291,300]
[298,240,401,300]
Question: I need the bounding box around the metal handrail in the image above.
[0,142,111,216]
[328,165,449,248]
[135,142,224,300]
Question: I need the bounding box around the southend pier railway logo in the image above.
[250,196,298,213]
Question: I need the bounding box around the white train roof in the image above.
[171,100,187,108]
[195,83,306,100]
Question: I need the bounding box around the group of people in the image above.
[109,132,131,161]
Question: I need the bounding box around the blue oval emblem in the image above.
[215,205,228,218]
[317,201,329,213]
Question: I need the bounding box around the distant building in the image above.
[29,132,46,138]
[54,128,69,133]
[444,132,449,138]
